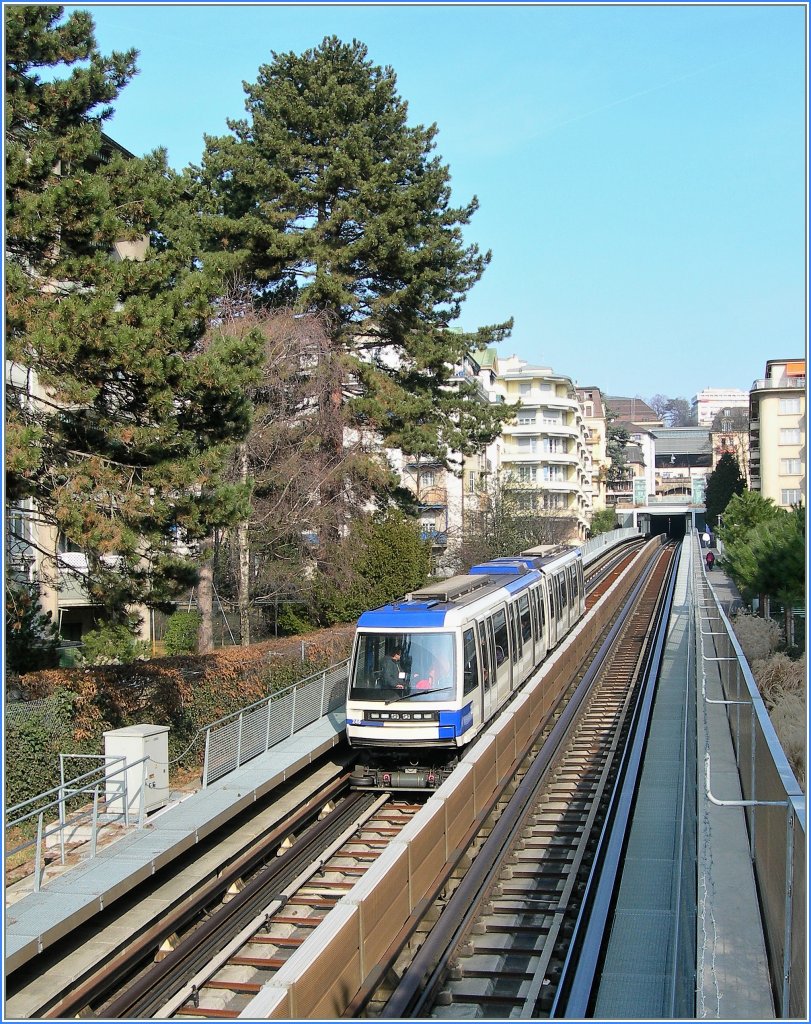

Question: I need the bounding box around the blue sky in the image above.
[67,2,806,403]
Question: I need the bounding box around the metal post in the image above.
[320,670,327,717]
[781,805,795,1016]
[290,684,297,736]
[58,755,66,866]
[265,695,272,752]
[34,812,44,894]
[122,756,130,828]
[236,712,244,769]
[137,759,147,829]
[91,786,100,859]
[202,729,210,789]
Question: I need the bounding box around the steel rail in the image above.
[551,544,679,1017]
[40,771,354,1020]
[97,789,377,1018]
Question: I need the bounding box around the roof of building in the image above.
[651,427,712,456]
[576,387,605,417]
[602,395,662,424]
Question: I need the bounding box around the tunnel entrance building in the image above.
[616,503,707,541]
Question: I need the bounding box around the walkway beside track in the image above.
[5,713,346,978]
[593,539,774,1019]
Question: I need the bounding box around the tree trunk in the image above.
[237,443,251,646]
[197,544,214,653]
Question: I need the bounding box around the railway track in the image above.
[364,543,677,1018]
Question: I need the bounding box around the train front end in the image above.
[345,604,473,789]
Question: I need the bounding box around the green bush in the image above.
[163,611,202,655]
[80,621,149,666]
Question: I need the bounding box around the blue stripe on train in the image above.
[439,702,474,738]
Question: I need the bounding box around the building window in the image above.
[467,470,476,493]
[583,402,593,417]
[780,489,803,505]
[517,466,537,483]
[779,398,801,414]
[779,428,802,445]
[518,437,539,453]
[780,459,803,475]
[516,493,535,511]
[517,411,536,425]
[421,470,435,487]
[57,534,83,554]
[542,410,562,425]
[543,438,566,454]
[543,465,567,482]
[519,382,532,396]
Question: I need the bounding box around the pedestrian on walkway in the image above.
[705,550,715,571]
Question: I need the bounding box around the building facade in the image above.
[749,359,806,508]
[498,356,592,539]
[692,387,750,427]
[576,386,609,511]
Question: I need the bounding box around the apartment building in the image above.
[576,386,608,510]
[392,348,503,572]
[749,359,806,508]
[498,356,591,539]
[692,387,750,427]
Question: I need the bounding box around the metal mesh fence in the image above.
[203,660,350,786]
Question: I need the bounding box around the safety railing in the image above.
[695,537,805,1018]
[201,660,349,787]
[5,753,149,893]
[581,525,642,565]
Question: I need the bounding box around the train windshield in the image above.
[350,632,456,701]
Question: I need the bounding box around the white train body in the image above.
[346,547,585,788]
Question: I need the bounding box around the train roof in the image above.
[356,564,544,630]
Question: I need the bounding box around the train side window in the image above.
[538,586,546,631]
[559,576,567,609]
[519,594,532,643]
[463,628,479,695]
[492,608,509,666]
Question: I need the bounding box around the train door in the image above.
[531,583,547,664]
[462,626,483,732]
[490,606,511,707]
[537,579,550,659]
[516,593,533,685]
[547,572,559,647]
[478,617,495,723]
[508,602,521,690]
[576,561,585,617]
[557,571,570,635]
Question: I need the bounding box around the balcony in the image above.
[420,529,448,547]
[751,376,806,392]
[418,487,448,508]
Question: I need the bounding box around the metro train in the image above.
[346,544,586,789]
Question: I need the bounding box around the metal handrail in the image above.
[695,532,805,1017]
[5,754,149,892]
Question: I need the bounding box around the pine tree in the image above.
[191,36,513,534]
[5,6,262,619]
[704,451,746,527]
